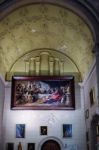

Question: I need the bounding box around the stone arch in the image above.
[38,136,64,150]
[6,49,81,81]
[0,1,97,79]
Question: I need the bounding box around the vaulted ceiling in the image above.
[0,3,94,80]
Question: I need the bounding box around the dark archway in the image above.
[41,140,61,150]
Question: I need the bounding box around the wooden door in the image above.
[41,140,61,150]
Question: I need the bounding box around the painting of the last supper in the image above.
[11,76,75,110]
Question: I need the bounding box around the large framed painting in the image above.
[11,76,75,110]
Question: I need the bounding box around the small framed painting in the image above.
[63,124,72,138]
[27,143,35,150]
[6,143,14,150]
[40,126,47,135]
[16,124,25,138]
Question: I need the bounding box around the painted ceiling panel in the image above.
[0,4,94,79]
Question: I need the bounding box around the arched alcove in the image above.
[41,140,61,150]
[38,136,64,150]
[6,49,81,81]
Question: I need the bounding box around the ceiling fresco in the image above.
[0,4,94,79]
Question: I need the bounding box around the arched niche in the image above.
[6,49,81,81]
[38,136,64,150]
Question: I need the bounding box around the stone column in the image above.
[25,61,29,75]
[40,52,49,75]
[35,56,40,76]
[93,43,99,105]
[60,60,64,75]
[49,57,54,75]
[54,58,60,75]
[29,57,35,75]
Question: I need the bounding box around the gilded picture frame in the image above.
[11,76,75,110]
